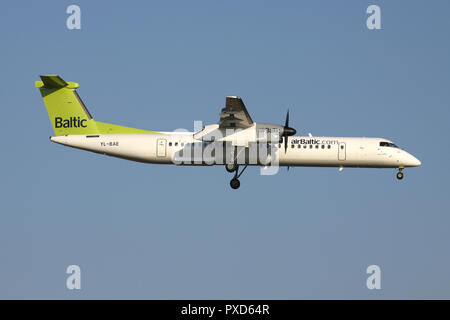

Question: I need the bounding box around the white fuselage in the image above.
[50,133,421,168]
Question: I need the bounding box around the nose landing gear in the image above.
[396,167,404,180]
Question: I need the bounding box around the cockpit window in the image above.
[380,141,399,148]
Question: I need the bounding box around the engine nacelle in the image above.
[193,123,283,146]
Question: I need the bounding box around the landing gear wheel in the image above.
[396,171,404,180]
[230,178,240,189]
[226,163,238,173]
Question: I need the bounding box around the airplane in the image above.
[36,74,421,189]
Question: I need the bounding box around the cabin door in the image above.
[157,139,167,157]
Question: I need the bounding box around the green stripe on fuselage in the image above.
[94,121,160,134]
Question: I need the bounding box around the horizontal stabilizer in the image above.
[35,75,79,89]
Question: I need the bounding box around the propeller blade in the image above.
[282,109,296,137]
[284,136,288,153]
[285,109,290,128]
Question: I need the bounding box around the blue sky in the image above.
[0,0,449,299]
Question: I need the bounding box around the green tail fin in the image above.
[36,75,160,136]
[36,75,98,136]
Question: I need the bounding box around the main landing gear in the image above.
[230,178,240,189]
[396,167,404,180]
[227,164,248,189]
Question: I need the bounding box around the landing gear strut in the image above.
[228,165,248,189]
[396,167,404,180]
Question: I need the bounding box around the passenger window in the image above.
[321,145,325,149]
[328,145,331,149]
[169,142,172,146]
[291,145,295,148]
[315,145,319,149]
[303,145,307,149]
[340,145,344,149]
[298,145,301,149]
[175,142,178,146]
[310,145,313,149]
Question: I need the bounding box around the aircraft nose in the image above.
[406,153,421,167]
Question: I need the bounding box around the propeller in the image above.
[281,109,297,153]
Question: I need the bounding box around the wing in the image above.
[218,96,254,129]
